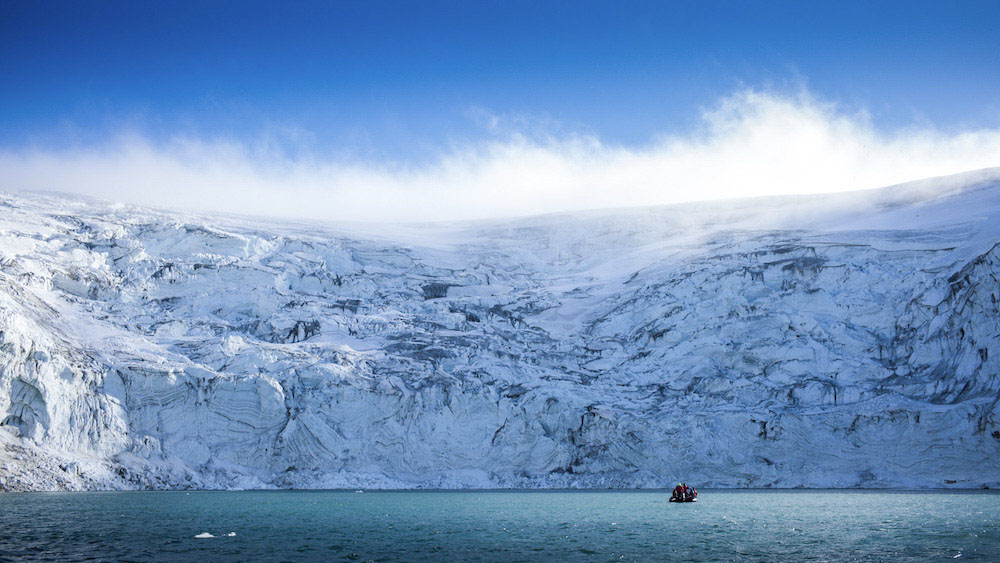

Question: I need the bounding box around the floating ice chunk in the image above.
[194,532,214,539]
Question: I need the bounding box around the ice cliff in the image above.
[2,169,1000,490]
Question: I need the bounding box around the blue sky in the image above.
[2,1,1000,220]
[3,0,999,156]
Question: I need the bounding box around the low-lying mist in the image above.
[2,89,999,223]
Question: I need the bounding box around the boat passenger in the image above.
[672,483,684,501]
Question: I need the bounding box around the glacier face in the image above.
[1,171,1000,491]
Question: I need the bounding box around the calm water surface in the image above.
[1,490,998,561]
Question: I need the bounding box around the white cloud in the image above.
[1,89,999,223]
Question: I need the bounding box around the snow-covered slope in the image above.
[2,169,1000,490]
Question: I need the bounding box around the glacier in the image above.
[1,169,999,491]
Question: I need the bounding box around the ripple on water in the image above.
[2,490,1000,561]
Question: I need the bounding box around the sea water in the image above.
[1,490,998,561]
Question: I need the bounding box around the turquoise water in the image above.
[1,490,998,561]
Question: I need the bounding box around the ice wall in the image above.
[1,170,999,490]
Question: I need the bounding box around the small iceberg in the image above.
[227,532,236,537]
[194,532,214,539]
